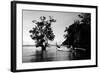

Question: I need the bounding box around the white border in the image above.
[16,3,96,70]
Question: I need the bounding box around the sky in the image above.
[23,10,81,45]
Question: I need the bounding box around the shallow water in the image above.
[22,46,88,63]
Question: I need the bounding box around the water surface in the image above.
[22,46,88,63]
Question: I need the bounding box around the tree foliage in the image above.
[63,20,80,47]
[29,16,56,50]
[63,13,91,49]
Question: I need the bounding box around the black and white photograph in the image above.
[22,10,91,63]
[11,1,97,72]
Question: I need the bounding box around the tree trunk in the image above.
[41,45,46,59]
[41,45,46,52]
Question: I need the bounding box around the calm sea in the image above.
[22,45,87,63]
